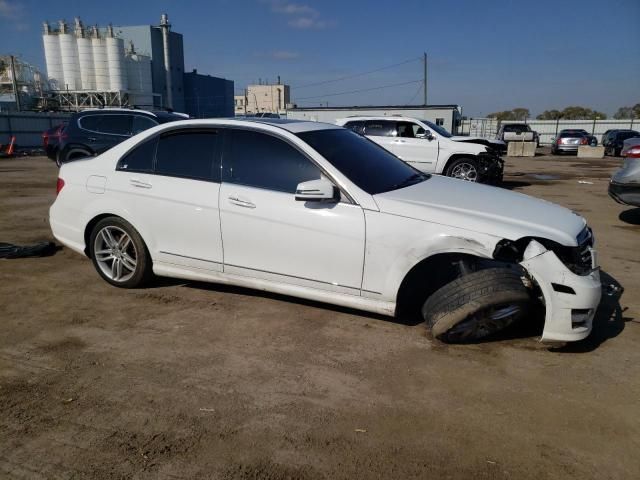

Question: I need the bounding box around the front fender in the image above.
[361,210,499,301]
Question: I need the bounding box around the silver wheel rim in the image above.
[93,226,137,282]
[451,162,478,182]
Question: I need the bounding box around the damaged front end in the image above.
[494,227,602,342]
[477,152,504,185]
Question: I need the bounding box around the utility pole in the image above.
[9,55,21,112]
[423,52,427,106]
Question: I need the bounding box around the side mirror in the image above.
[416,129,433,140]
[295,178,338,202]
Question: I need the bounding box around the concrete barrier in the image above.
[577,146,605,159]
[507,141,536,157]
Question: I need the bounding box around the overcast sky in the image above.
[1,0,638,116]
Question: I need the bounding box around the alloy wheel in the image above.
[93,226,138,283]
[451,162,479,182]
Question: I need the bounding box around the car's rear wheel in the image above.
[89,217,152,288]
[445,157,479,182]
[422,268,531,343]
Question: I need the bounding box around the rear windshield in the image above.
[503,125,530,133]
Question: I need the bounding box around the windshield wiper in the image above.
[390,173,430,190]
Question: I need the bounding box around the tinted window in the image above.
[397,122,417,138]
[132,115,158,134]
[343,121,365,135]
[504,125,530,133]
[364,121,396,137]
[298,129,427,195]
[118,138,157,173]
[156,130,220,181]
[78,115,100,131]
[226,129,321,193]
[97,115,132,135]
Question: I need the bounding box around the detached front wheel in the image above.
[89,217,153,288]
[422,268,531,343]
[445,157,479,182]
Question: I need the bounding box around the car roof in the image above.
[337,116,422,123]
[160,118,341,134]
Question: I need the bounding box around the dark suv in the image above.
[55,109,187,166]
[603,129,640,157]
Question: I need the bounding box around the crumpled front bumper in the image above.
[519,240,602,342]
[477,152,504,185]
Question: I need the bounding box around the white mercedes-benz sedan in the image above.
[50,118,601,344]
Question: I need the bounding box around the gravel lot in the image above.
[1,152,639,479]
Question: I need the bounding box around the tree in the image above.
[537,109,562,120]
[487,108,530,121]
[535,106,607,120]
[613,104,640,119]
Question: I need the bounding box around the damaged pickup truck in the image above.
[50,119,601,344]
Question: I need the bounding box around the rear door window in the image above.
[225,129,321,193]
[155,130,221,181]
[364,121,396,137]
[132,115,158,135]
[80,114,132,136]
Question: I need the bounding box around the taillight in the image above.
[625,146,640,158]
[56,178,65,195]
[42,131,49,147]
[581,137,588,145]
[557,137,563,144]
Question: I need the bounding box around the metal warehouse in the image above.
[286,105,462,133]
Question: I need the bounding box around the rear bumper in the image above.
[609,181,640,207]
[554,144,580,153]
[520,241,601,343]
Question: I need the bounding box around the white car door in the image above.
[219,128,365,294]
[113,129,224,272]
[391,121,438,173]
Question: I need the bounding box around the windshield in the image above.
[297,129,428,195]
[420,120,452,138]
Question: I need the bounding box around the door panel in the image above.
[219,128,365,293]
[220,184,365,293]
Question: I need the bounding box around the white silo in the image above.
[42,22,64,90]
[91,26,109,91]
[75,18,95,90]
[58,20,81,90]
[105,24,128,91]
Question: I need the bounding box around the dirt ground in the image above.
[1,151,639,479]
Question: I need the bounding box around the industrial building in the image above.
[235,82,290,116]
[40,14,233,117]
[0,56,47,111]
[184,69,234,118]
[286,105,462,133]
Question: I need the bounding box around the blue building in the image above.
[183,69,234,118]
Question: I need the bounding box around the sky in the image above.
[1,0,638,117]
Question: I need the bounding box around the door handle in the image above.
[130,178,152,189]
[394,139,406,144]
[228,195,256,209]
[87,137,97,142]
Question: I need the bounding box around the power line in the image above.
[405,82,424,106]
[295,79,423,101]
[292,56,422,90]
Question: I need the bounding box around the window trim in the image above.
[78,114,133,137]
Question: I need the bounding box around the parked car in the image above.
[50,118,601,344]
[603,129,640,157]
[42,123,67,160]
[609,138,640,207]
[551,129,592,155]
[496,123,540,147]
[55,108,188,166]
[335,116,503,184]
[601,129,620,146]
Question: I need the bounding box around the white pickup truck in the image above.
[336,116,504,184]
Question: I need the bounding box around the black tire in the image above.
[445,157,480,182]
[422,268,531,344]
[89,216,153,288]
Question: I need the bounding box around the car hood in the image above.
[373,175,585,246]
[451,136,506,146]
